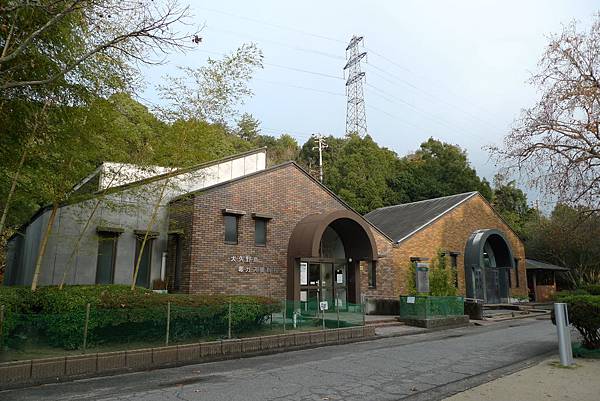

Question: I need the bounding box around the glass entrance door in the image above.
[299,261,348,314]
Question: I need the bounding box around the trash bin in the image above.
[464,298,484,320]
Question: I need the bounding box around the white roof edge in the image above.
[395,191,479,244]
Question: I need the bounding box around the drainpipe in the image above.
[160,252,167,281]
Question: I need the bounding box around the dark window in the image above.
[514,258,520,287]
[224,215,238,244]
[508,267,512,288]
[537,270,555,286]
[96,234,118,284]
[368,262,377,288]
[134,237,153,288]
[450,254,458,288]
[254,218,267,246]
[173,235,183,291]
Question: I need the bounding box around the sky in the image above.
[139,0,600,207]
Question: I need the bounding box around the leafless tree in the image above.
[1,0,199,96]
[491,15,600,212]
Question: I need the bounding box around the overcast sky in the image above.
[139,1,599,207]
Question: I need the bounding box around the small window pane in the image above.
[368,262,377,288]
[96,235,117,284]
[134,238,153,288]
[255,219,266,245]
[224,215,238,244]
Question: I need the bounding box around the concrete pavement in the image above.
[444,357,600,401]
[0,318,557,401]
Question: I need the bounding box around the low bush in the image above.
[0,285,278,350]
[584,285,600,296]
[553,294,600,350]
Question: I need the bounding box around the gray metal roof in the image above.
[525,259,570,271]
[364,192,478,243]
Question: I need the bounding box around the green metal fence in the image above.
[0,299,365,363]
[399,296,464,319]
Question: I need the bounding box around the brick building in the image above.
[166,161,527,309]
[365,192,528,303]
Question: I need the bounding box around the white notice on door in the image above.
[407,296,416,304]
[300,262,308,285]
[319,301,329,311]
[336,274,343,284]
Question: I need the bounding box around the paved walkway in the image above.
[444,357,600,401]
[0,318,557,401]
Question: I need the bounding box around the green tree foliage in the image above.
[321,134,399,214]
[158,43,263,124]
[391,138,492,203]
[491,174,533,236]
[429,250,457,296]
[524,204,600,288]
[252,134,300,166]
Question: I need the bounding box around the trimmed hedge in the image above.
[553,294,600,350]
[0,285,279,350]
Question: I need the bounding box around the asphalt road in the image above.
[0,318,557,401]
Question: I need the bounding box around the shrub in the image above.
[0,287,36,348]
[553,294,600,350]
[584,285,600,296]
[1,285,278,350]
[429,250,457,297]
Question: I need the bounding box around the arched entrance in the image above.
[287,210,378,311]
[464,229,514,303]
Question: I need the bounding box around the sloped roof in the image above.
[170,161,394,243]
[526,259,570,271]
[364,192,478,243]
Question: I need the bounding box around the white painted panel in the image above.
[231,157,245,179]
[217,161,233,182]
[244,154,258,174]
[256,152,266,170]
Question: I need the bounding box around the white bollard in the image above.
[554,302,574,366]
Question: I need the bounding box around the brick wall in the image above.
[363,194,528,298]
[168,163,358,299]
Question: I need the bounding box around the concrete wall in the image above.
[6,150,266,287]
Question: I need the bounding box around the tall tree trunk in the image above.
[31,203,58,291]
[131,179,169,290]
[0,147,27,236]
[58,164,126,289]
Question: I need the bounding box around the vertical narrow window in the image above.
[450,253,459,288]
[254,218,267,246]
[96,233,119,284]
[170,234,183,291]
[134,236,154,288]
[368,261,377,288]
[224,215,238,244]
[514,258,520,288]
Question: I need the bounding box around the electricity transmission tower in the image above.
[312,134,328,183]
[344,35,367,137]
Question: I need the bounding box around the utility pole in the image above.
[344,35,368,137]
[312,134,328,183]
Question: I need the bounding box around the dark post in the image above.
[83,303,91,352]
[165,301,171,346]
[228,302,232,339]
[282,299,287,333]
[0,304,5,348]
[336,300,340,328]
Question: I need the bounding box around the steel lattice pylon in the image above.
[344,35,367,137]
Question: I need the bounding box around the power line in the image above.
[196,6,345,44]
[205,26,344,61]
[254,78,345,97]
